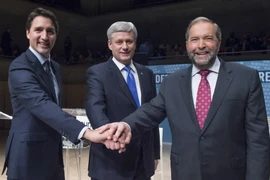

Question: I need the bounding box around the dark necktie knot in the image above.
[199,70,211,79]
[44,60,51,67]
[44,60,51,73]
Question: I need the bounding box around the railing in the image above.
[1,49,270,66]
[148,49,270,65]
[131,0,178,8]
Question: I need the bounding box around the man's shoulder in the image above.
[160,67,190,84]
[134,62,152,71]
[87,61,109,73]
[10,52,28,67]
[223,61,256,73]
[8,52,35,76]
[170,67,190,76]
[137,65,155,78]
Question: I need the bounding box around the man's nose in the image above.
[198,39,206,49]
[122,42,128,49]
[41,31,48,39]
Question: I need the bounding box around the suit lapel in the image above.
[25,49,58,104]
[180,66,202,132]
[51,61,61,89]
[134,63,146,104]
[107,59,138,108]
[201,61,234,133]
[51,61,62,105]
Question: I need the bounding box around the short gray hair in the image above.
[107,21,138,40]
[185,17,222,41]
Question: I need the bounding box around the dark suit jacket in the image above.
[2,49,85,180]
[123,60,270,180]
[85,58,160,180]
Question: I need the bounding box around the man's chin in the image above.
[194,58,216,69]
[195,59,209,65]
[38,50,50,58]
[119,57,131,61]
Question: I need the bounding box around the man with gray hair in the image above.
[100,17,270,180]
[85,21,160,180]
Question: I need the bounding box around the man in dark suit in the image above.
[1,8,118,180]
[101,17,270,180]
[85,21,160,180]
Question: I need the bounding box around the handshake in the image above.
[83,122,132,153]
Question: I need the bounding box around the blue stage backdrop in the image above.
[148,60,270,143]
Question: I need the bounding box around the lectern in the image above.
[0,111,12,119]
[0,111,12,134]
[62,108,91,180]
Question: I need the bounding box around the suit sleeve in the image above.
[245,70,270,180]
[123,74,167,138]
[8,63,85,144]
[85,67,110,129]
[149,70,160,159]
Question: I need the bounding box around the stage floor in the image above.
[0,130,172,180]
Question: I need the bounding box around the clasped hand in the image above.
[83,122,131,153]
[98,122,132,153]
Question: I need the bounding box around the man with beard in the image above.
[99,17,270,180]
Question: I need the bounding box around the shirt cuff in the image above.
[122,122,131,131]
[78,126,89,140]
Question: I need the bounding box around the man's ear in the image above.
[26,30,30,39]
[108,40,112,50]
[217,39,222,52]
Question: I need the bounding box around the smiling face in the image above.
[186,21,221,69]
[26,16,56,58]
[108,31,136,65]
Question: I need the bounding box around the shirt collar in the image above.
[29,46,50,65]
[192,57,220,76]
[112,57,136,72]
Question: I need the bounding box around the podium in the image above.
[0,111,12,120]
[62,108,91,180]
[151,127,164,180]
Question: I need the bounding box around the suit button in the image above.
[202,160,208,165]
[200,136,205,141]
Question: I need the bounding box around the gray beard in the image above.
[188,51,218,69]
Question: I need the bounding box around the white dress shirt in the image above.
[29,46,88,140]
[112,57,142,106]
[29,46,59,104]
[191,58,220,107]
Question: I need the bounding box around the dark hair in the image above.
[25,7,59,34]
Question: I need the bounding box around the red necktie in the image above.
[195,70,211,129]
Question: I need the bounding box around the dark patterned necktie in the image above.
[195,70,211,129]
[44,60,57,97]
[44,60,54,85]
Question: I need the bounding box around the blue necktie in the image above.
[123,66,140,108]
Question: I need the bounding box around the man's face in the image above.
[108,31,136,65]
[186,21,221,69]
[26,16,56,58]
